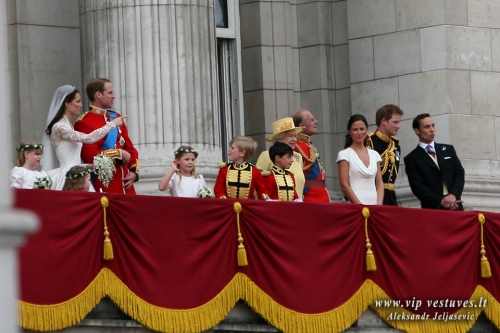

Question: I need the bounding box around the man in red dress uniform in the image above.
[292,109,330,203]
[74,78,139,194]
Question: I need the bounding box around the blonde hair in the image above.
[230,136,257,161]
[16,140,44,167]
[173,145,199,186]
[63,166,90,191]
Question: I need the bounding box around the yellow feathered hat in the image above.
[266,117,304,142]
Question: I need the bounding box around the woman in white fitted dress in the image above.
[42,85,124,190]
[336,114,384,205]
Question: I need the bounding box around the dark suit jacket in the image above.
[404,143,465,209]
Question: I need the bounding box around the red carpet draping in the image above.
[14,189,500,333]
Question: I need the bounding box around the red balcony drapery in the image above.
[15,189,500,333]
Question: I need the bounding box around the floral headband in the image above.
[65,168,91,180]
[174,147,198,158]
[17,143,44,152]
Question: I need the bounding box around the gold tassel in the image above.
[363,207,376,272]
[234,202,247,266]
[101,196,113,260]
[478,213,491,278]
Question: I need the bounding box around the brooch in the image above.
[119,137,126,146]
[442,146,446,151]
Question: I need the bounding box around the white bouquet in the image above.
[197,187,215,198]
[93,154,116,187]
[33,177,52,189]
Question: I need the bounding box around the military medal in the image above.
[119,137,125,146]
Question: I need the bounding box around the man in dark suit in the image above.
[404,114,465,210]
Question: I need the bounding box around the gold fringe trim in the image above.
[478,213,492,278]
[362,207,376,271]
[371,285,500,333]
[18,268,239,332]
[17,270,500,333]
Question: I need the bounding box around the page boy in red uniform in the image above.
[262,142,301,202]
[214,136,269,200]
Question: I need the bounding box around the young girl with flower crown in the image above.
[10,140,52,189]
[63,166,92,191]
[158,146,208,197]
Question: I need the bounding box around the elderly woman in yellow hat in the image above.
[256,117,305,198]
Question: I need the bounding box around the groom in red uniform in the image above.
[75,78,139,194]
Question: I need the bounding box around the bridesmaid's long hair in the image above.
[344,114,369,148]
[45,89,80,137]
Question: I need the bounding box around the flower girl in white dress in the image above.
[10,141,52,189]
[63,166,92,191]
[158,146,207,197]
[42,85,125,190]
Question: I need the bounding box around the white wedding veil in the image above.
[41,85,76,171]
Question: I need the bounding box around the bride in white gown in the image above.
[41,85,124,190]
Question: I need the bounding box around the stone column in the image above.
[0,0,38,331]
[239,0,349,195]
[347,0,500,210]
[79,0,221,194]
[7,0,81,161]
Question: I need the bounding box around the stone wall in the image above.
[7,0,81,167]
[7,0,221,195]
[240,0,500,210]
[347,0,500,210]
[240,0,349,195]
[7,0,500,206]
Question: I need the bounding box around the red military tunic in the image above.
[294,133,330,203]
[214,162,270,200]
[74,107,139,194]
[263,166,299,201]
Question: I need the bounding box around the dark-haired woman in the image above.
[336,114,383,205]
[41,85,124,190]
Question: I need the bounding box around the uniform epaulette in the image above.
[253,164,263,171]
[76,111,89,122]
[262,170,271,176]
[392,136,400,143]
[365,133,374,149]
[218,162,229,169]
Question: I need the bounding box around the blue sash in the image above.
[93,111,119,187]
[303,161,321,195]
[102,111,118,150]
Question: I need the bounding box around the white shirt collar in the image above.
[418,141,435,150]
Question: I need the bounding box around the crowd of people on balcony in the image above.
[10,78,465,210]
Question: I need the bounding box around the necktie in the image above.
[426,144,436,158]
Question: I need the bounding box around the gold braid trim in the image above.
[295,144,316,171]
[17,270,500,333]
[368,131,397,177]
[380,139,396,175]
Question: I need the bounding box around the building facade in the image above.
[6,0,500,210]
[4,2,500,332]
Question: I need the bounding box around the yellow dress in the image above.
[256,150,305,199]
